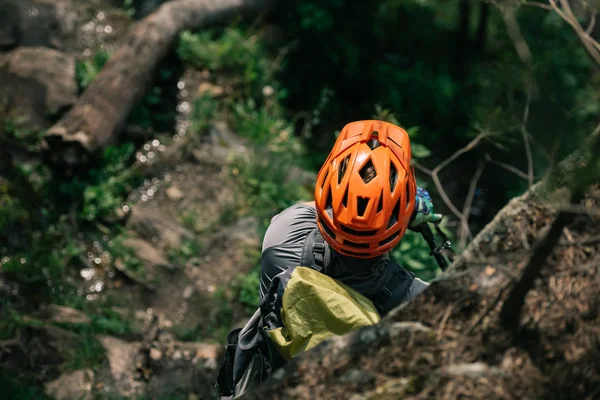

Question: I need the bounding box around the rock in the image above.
[44,369,94,400]
[0,47,76,128]
[98,335,144,398]
[127,206,194,250]
[0,0,77,50]
[150,348,162,361]
[192,122,248,165]
[47,305,91,325]
[166,185,184,201]
[197,81,225,97]
[182,285,194,300]
[123,237,171,268]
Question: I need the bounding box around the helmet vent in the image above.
[357,196,370,217]
[379,231,399,246]
[342,187,349,208]
[343,239,370,249]
[321,169,329,189]
[366,132,381,150]
[359,159,376,184]
[389,162,398,193]
[340,224,377,236]
[338,155,351,184]
[326,187,333,212]
[377,190,383,212]
[319,218,335,239]
[387,199,400,228]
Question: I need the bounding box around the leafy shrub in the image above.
[75,50,110,91]
[80,143,139,222]
[178,27,271,96]
[231,98,302,154]
[233,266,261,314]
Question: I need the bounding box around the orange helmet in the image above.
[314,120,416,258]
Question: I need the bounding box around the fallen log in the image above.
[43,0,274,166]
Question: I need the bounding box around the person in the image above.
[215,120,444,399]
[259,120,442,315]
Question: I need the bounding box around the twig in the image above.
[413,161,432,176]
[502,9,533,66]
[485,154,529,180]
[586,13,596,35]
[558,235,600,247]
[431,133,488,176]
[521,82,535,187]
[524,1,554,10]
[437,305,453,340]
[459,161,485,248]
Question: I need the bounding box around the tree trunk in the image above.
[43,0,274,167]
[246,152,600,399]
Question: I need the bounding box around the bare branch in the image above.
[413,161,433,176]
[521,82,535,187]
[523,1,554,10]
[485,154,530,180]
[431,173,464,221]
[501,8,533,66]
[459,161,485,248]
[586,13,596,35]
[414,161,463,221]
[431,133,488,176]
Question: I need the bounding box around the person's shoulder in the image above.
[262,201,317,252]
[269,201,316,223]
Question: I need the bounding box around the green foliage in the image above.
[75,50,110,90]
[168,238,203,266]
[231,98,302,154]
[110,235,144,273]
[0,374,53,400]
[122,0,136,17]
[232,266,261,313]
[80,144,139,221]
[230,150,311,223]
[189,93,219,135]
[391,230,439,282]
[89,310,133,336]
[61,330,106,371]
[178,27,271,95]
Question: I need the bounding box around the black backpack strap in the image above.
[372,262,415,316]
[300,228,326,272]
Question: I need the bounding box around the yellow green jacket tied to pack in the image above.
[265,266,380,360]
